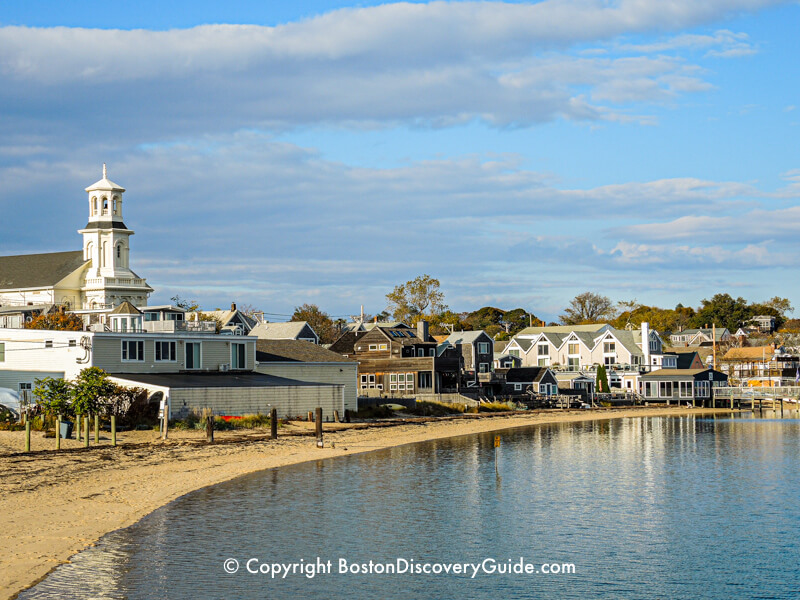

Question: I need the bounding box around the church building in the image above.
[0,165,153,314]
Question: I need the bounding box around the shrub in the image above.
[355,405,395,419]
[408,401,465,416]
[478,401,514,412]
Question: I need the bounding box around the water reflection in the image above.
[19,412,800,600]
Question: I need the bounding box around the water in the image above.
[19,413,800,599]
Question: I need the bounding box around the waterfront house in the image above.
[638,368,728,405]
[498,367,559,397]
[342,322,460,395]
[670,328,731,347]
[439,330,494,388]
[719,345,798,387]
[254,339,358,412]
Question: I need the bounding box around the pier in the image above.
[713,386,800,412]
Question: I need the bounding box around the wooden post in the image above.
[308,411,313,422]
[76,413,81,440]
[206,415,214,443]
[315,407,323,448]
[24,420,31,453]
[334,409,340,423]
[111,415,117,447]
[345,409,351,423]
[56,417,61,450]
[270,408,277,440]
[84,416,90,447]
[94,414,99,444]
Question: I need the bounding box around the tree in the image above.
[25,312,84,331]
[171,294,200,312]
[292,303,338,344]
[71,367,116,416]
[385,274,447,324]
[501,308,536,335]
[764,296,794,317]
[560,292,615,325]
[690,293,752,332]
[34,377,73,418]
[101,384,147,417]
[596,364,610,393]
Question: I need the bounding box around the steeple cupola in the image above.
[85,163,126,225]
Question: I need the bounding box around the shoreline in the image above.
[1,406,737,599]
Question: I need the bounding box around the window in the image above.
[144,312,160,322]
[537,344,548,356]
[186,342,201,369]
[45,340,53,348]
[379,343,388,351]
[696,381,710,397]
[368,344,378,351]
[155,341,177,362]
[659,381,673,398]
[679,381,693,398]
[538,358,548,367]
[479,363,489,373]
[430,348,435,356]
[116,245,122,259]
[478,342,490,354]
[509,349,520,358]
[514,383,522,391]
[642,381,657,397]
[568,357,579,369]
[406,372,414,390]
[417,348,424,357]
[360,375,368,388]
[604,342,616,354]
[605,356,615,366]
[0,342,4,362]
[103,197,109,214]
[92,197,97,215]
[390,373,397,390]
[122,340,144,361]
[68,340,76,347]
[231,343,246,369]
[568,343,579,355]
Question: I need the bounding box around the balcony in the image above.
[144,321,216,333]
[83,277,148,288]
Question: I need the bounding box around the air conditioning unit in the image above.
[219,364,230,372]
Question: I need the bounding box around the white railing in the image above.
[144,321,216,333]
[714,386,800,400]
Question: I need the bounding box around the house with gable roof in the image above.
[249,320,319,344]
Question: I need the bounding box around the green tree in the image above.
[291,303,338,344]
[34,377,73,418]
[560,292,615,325]
[502,308,536,335]
[690,293,752,332]
[72,367,116,416]
[596,364,610,393]
[385,274,447,324]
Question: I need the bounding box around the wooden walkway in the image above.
[713,386,800,411]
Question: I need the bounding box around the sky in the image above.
[1,0,798,322]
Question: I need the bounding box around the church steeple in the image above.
[78,165,152,308]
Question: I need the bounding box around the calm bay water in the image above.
[19,413,800,599]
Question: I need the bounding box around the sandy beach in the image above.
[0,406,735,599]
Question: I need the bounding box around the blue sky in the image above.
[0,0,798,321]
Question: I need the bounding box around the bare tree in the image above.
[560,292,615,325]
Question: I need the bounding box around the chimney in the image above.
[231,302,237,312]
[417,319,429,342]
[642,322,650,368]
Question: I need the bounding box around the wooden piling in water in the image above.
[315,407,323,448]
[111,415,117,447]
[270,408,277,440]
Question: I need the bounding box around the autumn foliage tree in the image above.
[291,303,338,344]
[385,274,447,324]
[25,312,84,331]
[560,292,615,325]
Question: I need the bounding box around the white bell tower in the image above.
[78,164,152,308]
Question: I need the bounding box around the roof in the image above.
[141,305,186,313]
[640,368,726,379]
[201,309,258,331]
[109,301,141,315]
[670,352,698,369]
[721,347,775,361]
[510,338,534,352]
[0,250,87,290]
[85,165,125,192]
[328,331,366,355]
[342,321,409,332]
[505,367,553,383]
[516,324,609,336]
[255,339,355,363]
[108,371,336,389]
[444,331,491,345]
[249,321,317,340]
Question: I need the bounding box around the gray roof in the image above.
[109,371,336,388]
[255,339,355,363]
[0,250,87,290]
[444,331,491,345]
[249,321,317,340]
[516,324,609,336]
